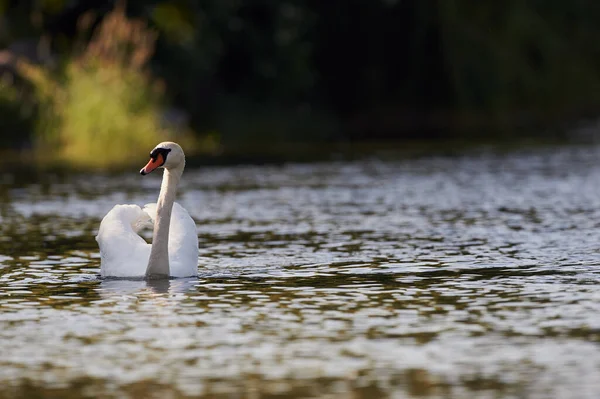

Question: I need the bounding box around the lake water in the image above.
[1,146,600,398]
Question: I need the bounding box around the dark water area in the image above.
[1,146,600,398]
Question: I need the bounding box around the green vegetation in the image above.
[11,4,197,168]
[438,1,600,125]
[0,76,33,149]
[1,1,600,167]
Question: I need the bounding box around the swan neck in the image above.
[145,166,183,278]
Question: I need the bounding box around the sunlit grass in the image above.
[12,3,197,170]
[54,64,190,168]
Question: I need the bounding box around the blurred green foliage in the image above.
[1,0,600,166]
[438,0,600,124]
[0,76,34,149]
[11,3,196,168]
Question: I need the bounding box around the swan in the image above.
[96,142,199,278]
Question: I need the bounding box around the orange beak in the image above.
[140,153,164,175]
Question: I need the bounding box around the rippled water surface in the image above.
[2,147,600,398]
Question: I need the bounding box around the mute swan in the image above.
[96,142,199,278]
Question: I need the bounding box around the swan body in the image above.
[96,142,199,278]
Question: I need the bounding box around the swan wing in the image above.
[96,204,152,278]
[143,202,199,277]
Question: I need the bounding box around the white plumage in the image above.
[96,202,199,278]
[95,142,199,278]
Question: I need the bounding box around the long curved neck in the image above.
[145,165,183,278]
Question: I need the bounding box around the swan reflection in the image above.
[99,277,198,296]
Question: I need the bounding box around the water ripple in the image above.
[2,146,600,398]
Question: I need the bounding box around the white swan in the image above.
[96,142,199,278]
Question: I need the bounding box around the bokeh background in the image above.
[1,0,600,167]
[4,2,600,398]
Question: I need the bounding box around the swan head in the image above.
[140,142,185,175]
